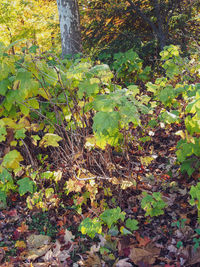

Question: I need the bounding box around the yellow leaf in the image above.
[15,240,26,248]
[140,156,154,166]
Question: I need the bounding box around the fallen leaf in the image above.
[17,222,28,233]
[83,253,102,267]
[185,246,200,266]
[114,258,133,267]
[129,243,160,265]
[15,240,26,249]
[26,244,52,261]
[64,229,75,244]
[27,234,51,249]
[44,239,74,262]
[135,232,151,247]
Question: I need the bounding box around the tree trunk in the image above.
[56,0,81,57]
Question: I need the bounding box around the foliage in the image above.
[100,207,125,228]
[146,45,200,176]
[78,217,102,238]
[125,218,139,231]
[0,36,200,252]
[189,183,200,223]
[141,192,167,217]
[0,0,60,52]
[80,0,199,60]
[78,207,138,238]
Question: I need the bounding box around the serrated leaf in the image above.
[78,79,99,98]
[17,177,34,196]
[93,111,119,135]
[39,133,62,148]
[78,217,102,238]
[27,99,39,109]
[125,218,139,231]
[0,168,13,183]
[2,150,24,170]
[100,207,125,228]
[14,128,26,139]
[127,85,139,97]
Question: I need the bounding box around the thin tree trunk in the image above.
[56,0,81,57]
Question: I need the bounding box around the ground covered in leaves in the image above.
[0,121,200,267]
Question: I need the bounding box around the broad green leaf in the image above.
[27,99,39,109]
[93,111,120,135]
[37,62,58,86]
[14,128,26,139]
[78,217,102,238]
[0,79,10,96]
[120,103,140,126]
[40,133,62,148]
[0,168,13,183]
[78,79,99,98]
[125,218,139,231]
[17,177,35,196]
[93,96,115,112]
[100,207,125,228]
[3,90,18,111]
[19,104,30,116]
[2,150,24,170]
[127,85,139,97]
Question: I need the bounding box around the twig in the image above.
[21,139,36,168]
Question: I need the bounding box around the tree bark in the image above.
[56,0,81,57]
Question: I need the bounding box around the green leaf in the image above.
[39,133,62,148]
[0,79,10,96]
[78,217,102,238]
[0,168,13,183]
[100,207,125,228]
[78,78,100,98]
[0,190,7,205]
[141,192,166,217]
[27,99,39,109]
[0,120,7,142]
[19,104,30,116]
[93,111,120,136]
[120,103,140,126]
[37,62,58,86]
[89,64,113,82]
[127,85,139,97]
[17,177,35,196]
[14,128,26,140]
[120,226,132,235]
[125,218,139,231]
[2,150,24,170]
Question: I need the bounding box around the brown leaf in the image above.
[26,244,52,261]
[129,243,160,265]
[83,253,102,267]
[17,222,28,233]
[27,234,51,249]
[186,246,200,266]
[64,229,75,244]
[135,232,151,247]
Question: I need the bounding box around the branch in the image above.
[126,0,158,35]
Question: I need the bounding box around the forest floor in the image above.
[0,121,200,267]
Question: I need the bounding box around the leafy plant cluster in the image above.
[0,41,200,240]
